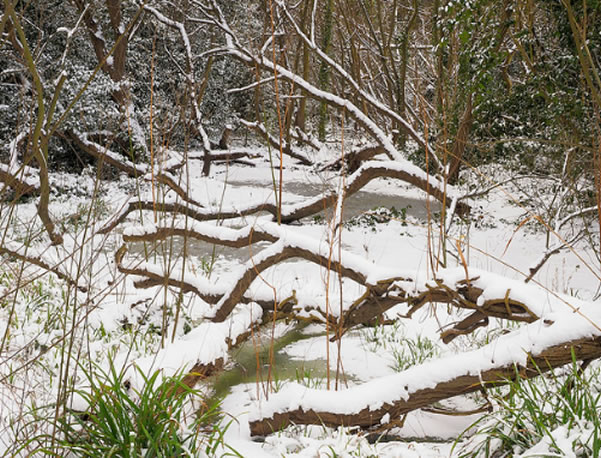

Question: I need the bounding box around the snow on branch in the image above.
[320,145,386,173]
[200,19,464,212]
[116,220,371,322]
[97,159,471,236]
[152,170,205,208]
[114,216,601,434]
[187,150,261,167]
[66,130,150,177]
[129,302,264,390]
[248,308,601,435]
[117,221,586,341]
[290,126,323,152]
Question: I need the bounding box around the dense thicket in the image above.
[1,0,599,173]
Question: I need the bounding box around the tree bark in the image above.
[249,335,601,436]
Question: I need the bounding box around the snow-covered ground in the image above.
[0,151,599,456]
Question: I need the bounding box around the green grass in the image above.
[455,359,601,457]
[363,321,440,372]
[17,360,234,457]
[344,206,410,232]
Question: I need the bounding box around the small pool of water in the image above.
[212,325,330,399]
[126,180,438,262]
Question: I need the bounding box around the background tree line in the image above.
[0,0,600,252]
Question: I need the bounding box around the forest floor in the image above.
[0,144,599,457]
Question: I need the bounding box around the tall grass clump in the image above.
[455,360,601,457]
[17,361,230,457]
[363,321,440,372]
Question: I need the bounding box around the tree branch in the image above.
[249,327,601,435]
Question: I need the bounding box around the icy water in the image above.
[129,180,439,262]
[126,181,436,394]
[229,180,441,221]
[212,325,330,399]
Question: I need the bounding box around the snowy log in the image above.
[128,302,264,391]
[248,315,601,436]
[116,219,601,437]
[98,158,471,235]
[188,150,260,167]
[117,222,575,340]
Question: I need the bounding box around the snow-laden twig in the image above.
[199,0,456,199]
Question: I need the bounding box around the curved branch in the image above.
[98,159,471,235]
[118,223,555,341]
[249,328,601,435]
[97,197,278,235]
[320,145,386,173]
[118,221,370,322]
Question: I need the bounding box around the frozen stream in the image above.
[229,180,441,221]
[130,180,440,262]
[126,180,439,398]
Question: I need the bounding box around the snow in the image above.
[130,302,263,386]
[248,301,601,421]
[1,148,600,456]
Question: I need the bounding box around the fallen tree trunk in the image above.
[66,130,150,177]
[98,158,471,235]
[117,221,576,340]
[249,318,601,435]
[188,150,260,166]
[65,130,184,177]
[115,221,601,438]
